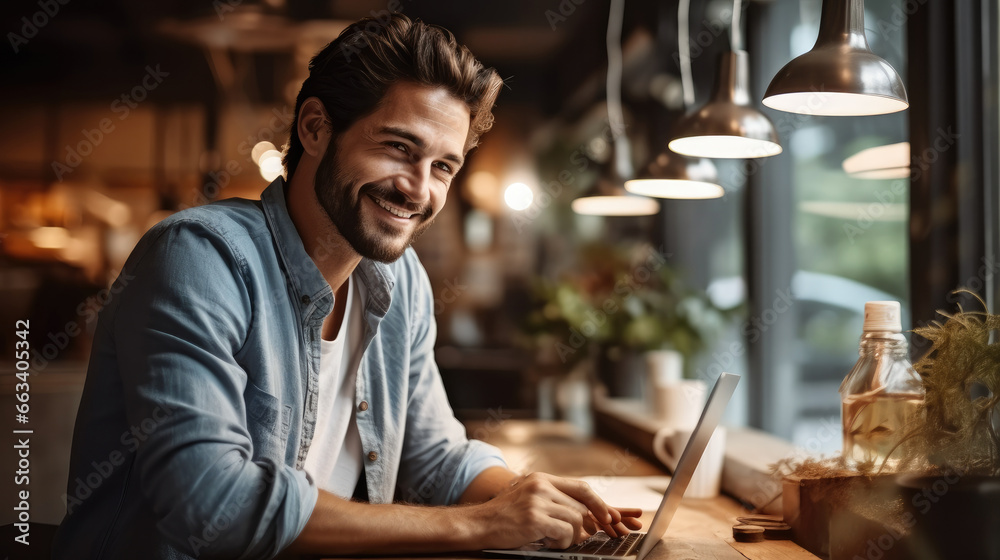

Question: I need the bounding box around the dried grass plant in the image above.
[899,290,1000,475]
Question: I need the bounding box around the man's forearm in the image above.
[284,490,479,556]
[457,466,520,503]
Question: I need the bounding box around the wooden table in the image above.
[318,420,819,559]
[464,420,817,560]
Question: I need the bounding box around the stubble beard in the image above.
[313,141,435,263]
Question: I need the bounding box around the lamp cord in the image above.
[731,0,743,51]
[606,0,631,179]
[678,0,694,108]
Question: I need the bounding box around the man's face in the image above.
[314,81,471,263]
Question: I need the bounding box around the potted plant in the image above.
[891,290,1000,558]
[521,241,732,399]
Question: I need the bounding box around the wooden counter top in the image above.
[312,420,818,560]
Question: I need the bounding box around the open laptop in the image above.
[484,372,740,560]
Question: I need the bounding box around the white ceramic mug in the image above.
[649,379,707,429]
[652,425,727,499]
[646,349,684,386]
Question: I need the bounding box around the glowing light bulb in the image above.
[504,182,534,211]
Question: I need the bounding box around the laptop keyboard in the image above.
[559,531,644,557]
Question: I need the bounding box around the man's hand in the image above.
[467,472,643,550]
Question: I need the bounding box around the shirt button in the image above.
[358,401,369,412]
[367,451,378,462]
[300,294,311,305]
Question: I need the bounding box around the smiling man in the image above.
[53,14,640,560]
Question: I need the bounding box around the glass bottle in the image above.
[840,301,924,470]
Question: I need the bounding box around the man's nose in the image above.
[394,161,432,206]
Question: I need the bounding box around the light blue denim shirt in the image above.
[53,177,506,559]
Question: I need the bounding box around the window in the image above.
[747,0,910,448]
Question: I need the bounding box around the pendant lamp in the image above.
[625,147,725,200]
[572,138,660,216]
[625,0,725,199]
[762,0,908,116]
[572,0,659,216]
[668,0,781,159]
[842,142,909,178]
[571,192,661,216]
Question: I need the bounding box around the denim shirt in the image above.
[53,178,506,560]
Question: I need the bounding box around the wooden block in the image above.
[782,473,901,559]
[763,523,793,541]
[737,514,785,527]
[733,524,765,543]
[829,509,911,560]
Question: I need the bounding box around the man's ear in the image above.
[297,97,332,157]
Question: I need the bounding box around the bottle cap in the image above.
[863,301,902,332]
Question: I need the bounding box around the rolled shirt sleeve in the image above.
[394,259,507,506]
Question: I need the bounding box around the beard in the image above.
[313,140,435,263]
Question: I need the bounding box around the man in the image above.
[53,13,641,559]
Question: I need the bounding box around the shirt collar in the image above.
[260,177,394,317]
[354,258,394,318]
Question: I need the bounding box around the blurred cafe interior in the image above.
[1,0,998,550]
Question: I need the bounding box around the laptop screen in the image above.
[634,372,740,560]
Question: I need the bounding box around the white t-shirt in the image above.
[303,275,365,498]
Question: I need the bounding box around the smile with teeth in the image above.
[371,196,418,219]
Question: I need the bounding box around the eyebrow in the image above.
[378,126,465,168]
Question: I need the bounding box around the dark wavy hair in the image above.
[282,13,503,179]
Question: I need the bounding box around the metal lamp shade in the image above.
[573,135,660,216]
[668,50,782,159]
[762,0,908,116]
[842,142,910,178]
[624,152,724,199]
[571,191,661,215]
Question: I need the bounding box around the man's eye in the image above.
[433,161,453,174]
[388,142,408,153]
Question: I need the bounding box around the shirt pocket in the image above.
[244,381,292,462]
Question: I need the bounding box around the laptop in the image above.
[484,372,740,560]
